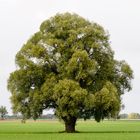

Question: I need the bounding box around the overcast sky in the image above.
[0,0,140,114]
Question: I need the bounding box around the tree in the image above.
[0,106,8,120]
[7,13,133,132]
[128,113,140,119]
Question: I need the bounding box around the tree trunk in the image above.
[64,117,77,133]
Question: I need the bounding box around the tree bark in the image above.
[64,117,77,133]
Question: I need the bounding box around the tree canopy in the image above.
[7,13,133,132]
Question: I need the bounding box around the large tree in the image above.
[0,106,8,120]
[8,13,133,132]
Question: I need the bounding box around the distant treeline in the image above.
[3,113,140,120]
[118,113,140,119]
[4,114,56,120]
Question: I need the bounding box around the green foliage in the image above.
[0,106,8,119]
[93,81,120,122]
[7,13,133,130]
[53,79,92,120]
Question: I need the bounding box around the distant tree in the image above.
[0,106,8,120]
[128,113,140,119]
[7,13,133,132]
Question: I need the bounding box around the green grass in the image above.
[0,120,140,140]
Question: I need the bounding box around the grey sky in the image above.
[0,0,140,114]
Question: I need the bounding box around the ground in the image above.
[0,120,140,140]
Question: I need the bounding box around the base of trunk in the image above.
[65,123,75,133]
[64,117,77,133]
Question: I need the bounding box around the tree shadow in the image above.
[0,130,140,134]
[79,131,140,134]
[0,131,78,134]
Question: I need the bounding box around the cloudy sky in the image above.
[0,0,140,114]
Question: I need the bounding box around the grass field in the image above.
[0,120,140,140]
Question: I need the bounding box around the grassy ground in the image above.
[0,120,140,140]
